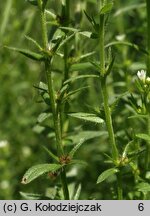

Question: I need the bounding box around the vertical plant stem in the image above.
[63,0,70,81]
[38,0,69,200]
[146,0,150,74]
[99,7,121,199]
[0,0,13,39]
[145,0,150,171]
[117,172,123,200]
[99,14,118,162]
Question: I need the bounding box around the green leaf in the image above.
[20,192,48,200]
[5,46,45,61]
[25,35,42,50]
[27,0,48,8]
[110,92,129,113]
[27,0,38,6]
[105,41,148,55]
[70,160,87,166]
[64,74,99,85]
[105,56,115,76]
[69,138,85,158]
[136,182,150,193]
[97,168,119,184]
[136,133,150,142]
[63,86,90,102]
[122,140,135,159]
[79,31,98,39]
[100,3,113,15]
[21,163,62,184]
[37,112,51,123]
[60,27,79,33]
[70,62,96,72]
[67,130,107,145]
[68,112,104,124]
[114,3,146,17]
[58,33,75,50]
[128,114,148,120]
[73,184,82,200]
[42,146,59,162]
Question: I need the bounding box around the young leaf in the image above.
[105,56,115,77]
[64,74,99,85]
[19,192,49,200]
[25,35,42,51]
[68,112,104,124]
[21,163,62,184]
[67,130,107,145]
[97,168,119,184]
[42,146,59,162]
[37,112,51,123]
[73,184,82,200]
[27,0,38,6]
[63,86,90,102]
[136,133,150,142]
[5,46,45,61]
[136,182,150,193]
[100,3,113,15]
[69,138,85,158]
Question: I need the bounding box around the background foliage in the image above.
[0,0,149,199]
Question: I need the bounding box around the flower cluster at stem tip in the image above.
[137,69,150,84]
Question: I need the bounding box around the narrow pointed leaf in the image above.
[68,112,104,124]
[100,3,113,15]
[27,0,38,6]
[63,86,90,102]
[20,192,48,200]
[136,133,150,142]
[42,146,59,162]
[69,138,85,158]
[25,35,42,50]
[73,184,82,200]
[64,75,99,85]
[21,163,62,184]
[5,46,45,61]
[97,168,119,184]
[37,112,51,123]
[136,182,150,193]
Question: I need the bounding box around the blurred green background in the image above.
[0,0,148,199]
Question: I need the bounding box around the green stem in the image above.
[117,172,123,200]
[99,15,118,161]
[38,0,69,200]
[99,9,121,199]
[100,78,118,161]
[145,115,150,170]
[146,0,150,74]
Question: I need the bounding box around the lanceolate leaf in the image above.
[73,184,82,200]
[100,3,113,15]
[105,41,148,55]
[68,112,104,124]
[69,138,85,158]
[42,146,59,162]
[97,168,119,184]
[64,75,99,85]
[27,0,38,6]
[5,46,45,61]
[21,164,62,184]
[136,133,150,142]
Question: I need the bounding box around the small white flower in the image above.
[137,70,146,83]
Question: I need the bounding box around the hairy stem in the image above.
[99,9,121,199]
[117,172,123,200]
[146,0,150,74]
[38,0,69,200]
[99,14,118,161]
